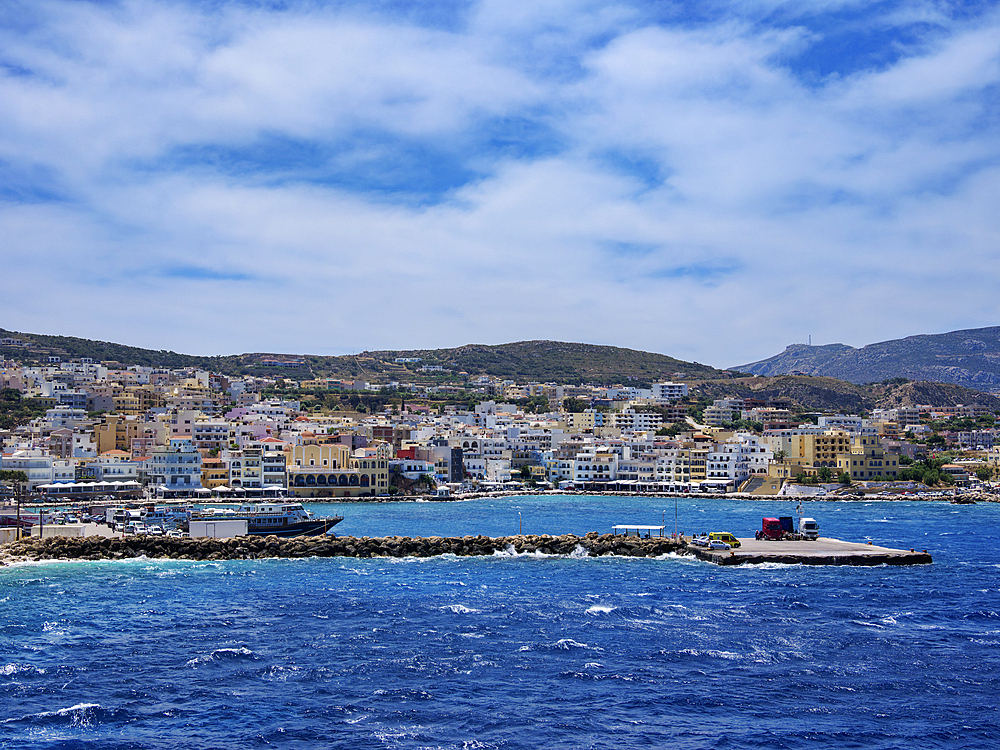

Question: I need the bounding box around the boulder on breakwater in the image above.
[0,532,685,564]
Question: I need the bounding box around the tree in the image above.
[656,421,688,437]
[519,465,532,481]
[562,397,589,413]
[817,466,833,482]
[838,472,852,486]
[976,466,994,482]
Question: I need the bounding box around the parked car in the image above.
[707,539,731,550]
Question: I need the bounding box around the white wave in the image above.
[678,648,741,660]
[550,638,602,651]
[1,702,102,727]
[186,646,256,666]
[583,662,603,669]
[0,663,45,677]
[586,604,616,615]
[738,561,803,569]
[441,604,479,614]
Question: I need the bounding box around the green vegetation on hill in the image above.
[0,328,243,372]
[366,340,726,384]
[0,388,49,430]
[1,329,729,385]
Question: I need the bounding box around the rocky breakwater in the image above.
[0,532,686,564]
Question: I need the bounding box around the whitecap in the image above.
[0,663,44,677]
[441,604,479,614]
[1,702,103,727]
[586,605,616,615]
[547,638,602,652]
[186,646,256,666]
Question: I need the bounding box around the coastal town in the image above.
[2,350,999,507]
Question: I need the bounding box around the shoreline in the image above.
[9,488,998,510]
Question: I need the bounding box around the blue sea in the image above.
[2,495,998,750]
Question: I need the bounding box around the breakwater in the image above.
[0,532,685,564]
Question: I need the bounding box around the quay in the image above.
[688,537,932,566]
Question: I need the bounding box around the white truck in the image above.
[798,517,820,540]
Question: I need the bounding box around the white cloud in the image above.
[0,0,998,366]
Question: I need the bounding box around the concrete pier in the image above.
[688,537,932,566]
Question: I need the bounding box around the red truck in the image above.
[756,517,784,541]
[756,516,801,541]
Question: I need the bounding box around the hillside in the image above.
[365,341,725,384]
[0,328,242,372]
[735,326,1000,391]
[691,375,1000,413]
[0,328,728,385]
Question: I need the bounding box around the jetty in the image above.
[0,532,685,564]
[0,532,931,566]
[688,537,932,566]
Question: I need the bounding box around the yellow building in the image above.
[286,441,392,498]
[767,430,852,468]
[567,411,604,432]
[835,436,900,480]
[201,457,230,489]
[94,415,143,454]
[112,394,142,416]
[125,385,164,412]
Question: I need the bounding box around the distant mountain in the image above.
[735,327,1000,391]
[692,376,1000,413]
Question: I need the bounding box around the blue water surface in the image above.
[2,496,998,750]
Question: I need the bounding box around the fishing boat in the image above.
[191,501,343,537]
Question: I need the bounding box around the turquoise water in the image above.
[2,496,998,749]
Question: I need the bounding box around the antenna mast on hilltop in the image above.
[808,335,812,346]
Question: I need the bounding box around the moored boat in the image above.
[191,501,343,537]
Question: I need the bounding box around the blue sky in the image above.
[1,0,998,368]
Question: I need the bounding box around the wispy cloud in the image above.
[160,265,257,282]
[0,0,998,363]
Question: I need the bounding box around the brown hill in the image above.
[691,376,1000,413]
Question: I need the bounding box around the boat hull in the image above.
[246,516,343,537]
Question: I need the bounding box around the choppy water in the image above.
[2,496,998,749]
